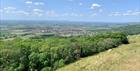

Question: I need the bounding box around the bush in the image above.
[0,32,128,71]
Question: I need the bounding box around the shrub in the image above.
[0,32,128,71]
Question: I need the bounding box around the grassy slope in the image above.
[57,35,140,71]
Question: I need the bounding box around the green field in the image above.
[57,35,140,71]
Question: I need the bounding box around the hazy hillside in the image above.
[57,34,140,71]
[0,20,140,40]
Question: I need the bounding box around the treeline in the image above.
[0,32,128,71]
[89,24,140,35]
[0,31,17,39]
[113,24,140,35]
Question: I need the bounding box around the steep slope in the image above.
[57,35,140,71]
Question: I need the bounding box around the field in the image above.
[57,34,140,71]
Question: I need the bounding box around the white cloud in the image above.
[90,3,101,9]
[33,9,44,12]
[2,7,17,14]
[46,10,58,17]
[70,13,80,16]
[61,13,69,16]
[1,6,47,17]
[34,2,44,5]
[1,6,46,17]
[33,12,43,16]
[68,0,74,2]
[61,12,97,17]
[25,1,44,6]
[25,1,32,4]
[109,10,140,16]
[91,13,97,16]
[31,9,45,16]
[99,9,103,12]
[131,11,140,16]
[4,7,16,10]
[45,11,85,17]
[90,3,102,13]
[62,13,84,17]
[79,3,83,6]
[1,7,43,16]
[122,10,140,16]
[2,7,29,16]
[0,9,3,13]
[109,12,121,16]
[14,11,29,15]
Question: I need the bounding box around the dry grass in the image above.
[57,35,140,71]
[128,34,140,43]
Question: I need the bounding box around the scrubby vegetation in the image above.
[57,34,140,71]
[0,32,128,71]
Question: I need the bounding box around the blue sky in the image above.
[0,0,140,22]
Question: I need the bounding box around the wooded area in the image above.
[0,32,128,71]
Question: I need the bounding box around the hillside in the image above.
[57,35,140,71]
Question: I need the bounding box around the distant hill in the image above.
[1,20,140,26]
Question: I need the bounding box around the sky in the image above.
[0,0,140,22]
